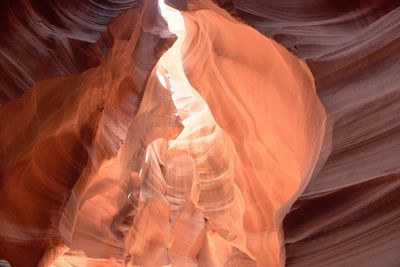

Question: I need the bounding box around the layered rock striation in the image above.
[0,0,399,266]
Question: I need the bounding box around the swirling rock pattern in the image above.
[180,2,326,265]
[223,0,400,266]
[0,0,399,266]
[0,0,138,104]
[0,1,179,266]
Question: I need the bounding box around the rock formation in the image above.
[227,1,400,266]
[0,0,398,266]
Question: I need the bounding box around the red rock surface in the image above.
[0,0,138,104]
[0,0,399,266]
[226,0,400,266]
[0,1,179,266]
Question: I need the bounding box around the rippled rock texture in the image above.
[0,1,180,266]
[226,1,400,266]
[0,0,138,104]
[0,0,399,266]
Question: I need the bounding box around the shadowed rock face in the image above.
[0,1,180,266]
[0,0,138,104]
[0,0,399,266]
[224,0,400,266]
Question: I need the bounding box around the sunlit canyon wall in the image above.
[0,0,399,266]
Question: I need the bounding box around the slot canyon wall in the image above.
[0,0,399,266]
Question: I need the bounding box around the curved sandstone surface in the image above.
[0,0,398,266]
[0,0,138,104]
[224,0,400,266]
[179,1,326,265]
[0,1,180,266]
